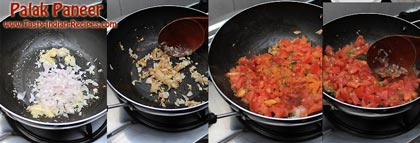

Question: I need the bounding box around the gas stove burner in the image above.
[124,107,208,132]
[237,115,322,141]
[324,103,420,138]
[5,113,106,143]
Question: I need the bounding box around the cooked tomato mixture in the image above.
[226,36,322,118]
[323,35,420,108]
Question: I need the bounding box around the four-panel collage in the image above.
[0,0,419,143]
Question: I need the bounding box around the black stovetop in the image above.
[4,111,106,143]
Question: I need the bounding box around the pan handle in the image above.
[398,8,420,24]
[208,111,239,124]
[107,103,128,109]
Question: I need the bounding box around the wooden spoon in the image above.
[158,16,208,57]
[367,35,420,78]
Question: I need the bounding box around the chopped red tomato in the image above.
[323,35,420,108]
[226,36,322,118]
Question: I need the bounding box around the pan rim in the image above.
[208,1,323,121]
[107,5,209,111]
[0,43,108,127]
[0,5,108,127]
[323,13,420,111]
[0,103,107,128]
[323,12,420,29]
[107,79,208,112]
